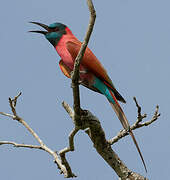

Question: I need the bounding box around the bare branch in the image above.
[61,102,81,164]
[133,97,147,124]
[59,128,79,155]
[62,101,74,119]
[71,0,96,126]
[7,93,45,146]
[0,112,15,118]
[108,98,160,145]
[62,102,148,180]
[0,94,76,178]
[0,141,42,149]
[59,127,79,175]
[13,92,22,107]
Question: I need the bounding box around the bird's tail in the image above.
[109,89,147,173]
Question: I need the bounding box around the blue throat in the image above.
[45,32,63,46]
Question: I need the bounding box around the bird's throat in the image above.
[45,31,65,47]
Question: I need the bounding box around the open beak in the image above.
[29,22,49,35]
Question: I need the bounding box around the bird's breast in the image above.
[55,36,75,70]
[55,34,95,86]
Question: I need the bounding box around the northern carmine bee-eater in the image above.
[30,22,147,172]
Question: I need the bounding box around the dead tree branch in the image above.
[71,0,96,126]
[0,141,42,149]
[108,97,160,145]
[0,93,76,178]
[62,101,150,180]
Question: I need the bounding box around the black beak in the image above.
[29,22,49,35]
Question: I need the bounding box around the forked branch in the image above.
[0,93,76,178]
[108,97,160,145]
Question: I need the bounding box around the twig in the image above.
[108,98,160,145]
[8,92,44,146]
[0,94,76,178]
[62,101,74,120]
[60,102,81,168]
[13,92,22,107]
[133,97,147,124]
[59,127,80,170]
[0,112,15,118]
[59,128,79,155]
[0,141,42,149]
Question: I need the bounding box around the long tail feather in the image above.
[129,130,147,173]
[109,89,147,173]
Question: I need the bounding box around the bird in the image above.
[30,21,147,172]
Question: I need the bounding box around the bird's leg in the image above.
[70,69,88,88]
[79,70,88,74]
[78,70,88,84]
[70,70,88,77]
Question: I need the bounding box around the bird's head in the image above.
[30,22,67,46]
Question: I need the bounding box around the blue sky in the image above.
[0,0,169,179]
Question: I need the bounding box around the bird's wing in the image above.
[59,60,71,78]
[66,40,126,103]
[59,59,102,93]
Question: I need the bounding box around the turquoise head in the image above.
[30,22,67,46]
